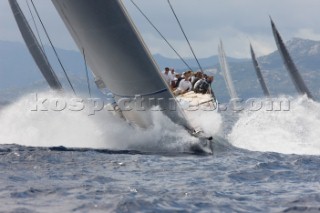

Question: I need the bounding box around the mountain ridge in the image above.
[1,38,320,102]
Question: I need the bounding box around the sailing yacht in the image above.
[270,18,314,100]
[250,44,270,97]
[218,40,239,109]
[9,0,217,153]
[9,0,62,91]
[50,0,217,153]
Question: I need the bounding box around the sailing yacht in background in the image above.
[250,44,270,97]
[218,40,239,108]
[270,18,314,100]
[9,0,62,91]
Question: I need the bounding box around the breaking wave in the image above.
[229,96,320,155]
[0,92,222,153]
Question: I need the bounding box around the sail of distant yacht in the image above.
[9,0,62,91]
[250,44,270,97]
[270,18,313,100]
[218,40,239,102]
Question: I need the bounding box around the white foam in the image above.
[0,92,222,153]
[228,96,320,155]
[184,109,222,136]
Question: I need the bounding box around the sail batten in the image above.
[9,0,62,91]
[270,18,313,100]
[250,44,270,97]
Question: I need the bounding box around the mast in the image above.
[250,44,270,97]
[9,0,62,91]
[218,40,238,101]
[270,18,313,100]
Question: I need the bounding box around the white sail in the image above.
[218,41,238,102]
[51,0,193,130]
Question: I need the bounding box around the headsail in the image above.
[270,18,313,100]
[250,44,270,97]
[218,40,238,102]
[9,0,62,91]
[51,0,192,129]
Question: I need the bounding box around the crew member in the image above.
[162,67,174,89]
[194,76,214,94]
[173,73,192,96]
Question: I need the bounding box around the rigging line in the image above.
[30,0,76,95]
[167,0,204,72]
[82,48,92,98]
[25,0,45,52]
[130,0,193,71]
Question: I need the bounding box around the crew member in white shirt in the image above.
[162,67,174,89]
[173,74,192,95]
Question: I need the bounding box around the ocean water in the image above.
[0,93,320,212]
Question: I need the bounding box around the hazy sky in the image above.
[2,0,320,58]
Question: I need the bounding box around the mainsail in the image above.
[250,44,270,97]
[9,0,62,91]
[270,18,313,100]
[218,40,238,101]
[51,0,192,129]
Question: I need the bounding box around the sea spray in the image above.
[185,109,222,137]
[0,92,108,149]
[228,96,320,155]
[0,92,222,153]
